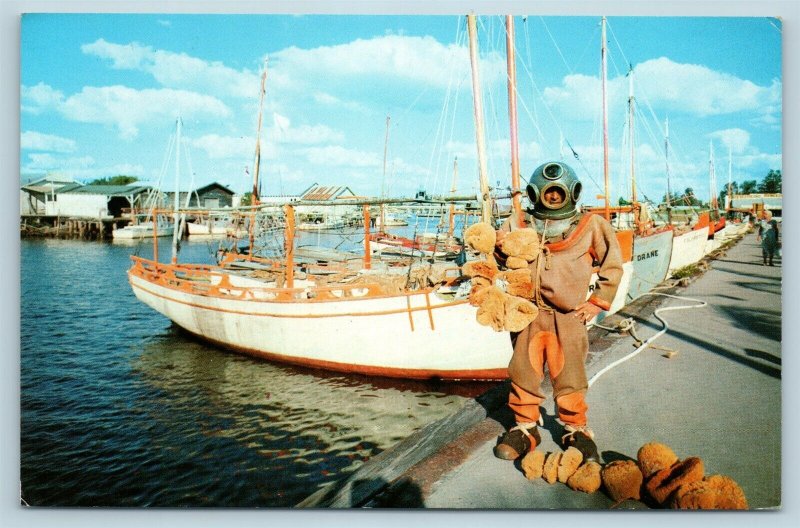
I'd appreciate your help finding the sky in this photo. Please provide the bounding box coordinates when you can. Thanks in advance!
[20,12,782,207]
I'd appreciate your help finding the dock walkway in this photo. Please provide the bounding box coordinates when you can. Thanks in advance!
[300,231,782,510]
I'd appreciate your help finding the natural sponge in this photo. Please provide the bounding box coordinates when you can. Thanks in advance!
[567,461,602,493]
[601,460,644,503]
[500,228,540,261]
[557,447,584,483]
[644,457,705,506]
[542,452,561,484]
[670,474,748,510]
[468,280,490,307]
[505,256,530,270]
[503,296,538,332]
[462,259,499,281]
[475,286,506,332]
[637,442,679,478]
[521,450,546,481]
[465,222,496,254]
[499,268,534,299]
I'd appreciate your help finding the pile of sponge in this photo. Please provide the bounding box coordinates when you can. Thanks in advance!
[519,441,748,509]
[462,222,542,332]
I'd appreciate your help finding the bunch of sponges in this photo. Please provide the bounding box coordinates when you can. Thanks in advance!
[519,441,748,509]
[602,442,748,509]
[462,222,542,332]
[520,447,602,493]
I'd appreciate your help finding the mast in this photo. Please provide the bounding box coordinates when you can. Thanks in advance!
[171,116,182,264]
[601,16,611,221]
[448,157,458,237]
[467,14,493,225]
[664,118,672,224]
[709,141,718,212]
[628,65,637,204]
[380,114,390,232]
[727,147,733,212]
[249,61,268,254]
[505,15,524,228]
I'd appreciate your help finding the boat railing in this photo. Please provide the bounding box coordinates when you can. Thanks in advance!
[130,256,413,302]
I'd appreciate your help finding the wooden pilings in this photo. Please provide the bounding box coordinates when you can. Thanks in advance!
[20,216,116,240]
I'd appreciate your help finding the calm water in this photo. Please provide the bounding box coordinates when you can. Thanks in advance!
[20,231,492,507]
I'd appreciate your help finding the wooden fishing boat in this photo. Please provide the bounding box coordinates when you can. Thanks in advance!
[127,17,522,380]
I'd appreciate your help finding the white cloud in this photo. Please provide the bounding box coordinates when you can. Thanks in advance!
[542,58,780,121]
[24,153,95,171]
[60,85,230,139]
[709,129,750,154]
[21,131,77,153]
[301,145,381,168]
[190,134,254,160]
[81,39,262,99]
[21,82,65,114]
[272,35,504,89]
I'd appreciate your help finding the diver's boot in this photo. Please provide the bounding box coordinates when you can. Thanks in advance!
[493,423,541,460]
[561,424,600,463]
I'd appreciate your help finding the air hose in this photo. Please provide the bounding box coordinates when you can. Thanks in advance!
[587,292,708,388]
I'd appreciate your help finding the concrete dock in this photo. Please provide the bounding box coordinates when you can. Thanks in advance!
[300,230,783,511]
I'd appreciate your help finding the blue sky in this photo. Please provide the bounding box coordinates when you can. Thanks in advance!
[20,13,782,206]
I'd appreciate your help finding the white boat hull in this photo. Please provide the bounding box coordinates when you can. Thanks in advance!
[668,228,708,274]
[113,225,174,239]
[128,262,513,379]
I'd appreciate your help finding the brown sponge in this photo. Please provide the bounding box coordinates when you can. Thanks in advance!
[476,286,506,332]
[557,447,584,483]
[500,228,540,261]
[462,259,499,281]
[644,457,705,506]
[505,256,530,270]
[503,296,538,332]
[637,442,679,478]
[601,460,644,503]
[520,450,546,481]
[465,222,496,254]
[567,461,602,493]
[542,452,561,484]
[499,268,534,299]
[670,475,748,510]
[468,283,490,307]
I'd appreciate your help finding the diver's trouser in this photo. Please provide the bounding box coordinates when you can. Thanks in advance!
[507,309,589,427]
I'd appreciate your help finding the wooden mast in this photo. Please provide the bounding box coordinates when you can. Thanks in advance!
[467,14,493,225]
[628,66,637,205]
[505,15,524,228]
[709,141,718,212]
[249,61,268,254]
[664,118,673,225]
[727,147,733,212]
[170,116,182,264]
[601,16,611,221]
[380,115,390,232]
[448,157,458,237]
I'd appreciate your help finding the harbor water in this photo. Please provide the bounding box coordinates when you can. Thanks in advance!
[20,226,492,507]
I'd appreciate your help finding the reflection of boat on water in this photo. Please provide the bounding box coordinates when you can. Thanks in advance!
[132,332,486,504]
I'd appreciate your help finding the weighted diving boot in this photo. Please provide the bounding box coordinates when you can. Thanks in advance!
[493,423,541,460]
[561,424,600,463]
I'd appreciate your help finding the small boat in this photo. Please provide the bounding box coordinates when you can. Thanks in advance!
[113,218,174,240]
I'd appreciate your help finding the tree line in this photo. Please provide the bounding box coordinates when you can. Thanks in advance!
[652,169,782,208]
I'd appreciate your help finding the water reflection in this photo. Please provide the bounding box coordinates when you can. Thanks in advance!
[131,328,494,504]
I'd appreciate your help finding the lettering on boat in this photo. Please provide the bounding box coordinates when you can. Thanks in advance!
[636,249,659,262]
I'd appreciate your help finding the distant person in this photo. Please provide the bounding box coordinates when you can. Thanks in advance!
[492,161,623,464]
[758,219,780,266]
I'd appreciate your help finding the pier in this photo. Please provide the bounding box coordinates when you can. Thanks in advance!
[299,230,781,509]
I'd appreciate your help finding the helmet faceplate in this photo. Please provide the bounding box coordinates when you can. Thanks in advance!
[525,161,583,220]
